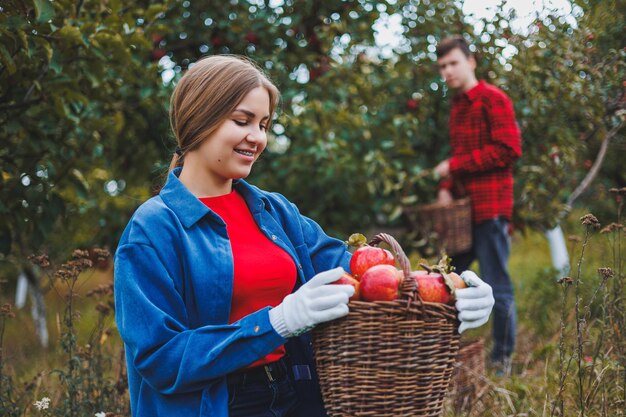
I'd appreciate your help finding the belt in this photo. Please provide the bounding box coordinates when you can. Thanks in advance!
[227,358,289,386]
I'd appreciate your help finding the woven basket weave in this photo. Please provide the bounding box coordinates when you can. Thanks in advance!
[449,338,486,412]
[413,198,472,256]
[312,233,461,417]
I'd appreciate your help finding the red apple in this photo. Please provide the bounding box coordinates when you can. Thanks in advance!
[350,246,395,280]
[406,99,418,110]
[309,67,321,81]
[211,35,224,47]
[332,272,361,302]
[412,271,454,304]
[360,265,402,302]
[245,32,259,44]
[150,49,166,61]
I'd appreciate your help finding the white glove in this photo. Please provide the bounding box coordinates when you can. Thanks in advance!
[269,267,354,338]
[455,271,495,334]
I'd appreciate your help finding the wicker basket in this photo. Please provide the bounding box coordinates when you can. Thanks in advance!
[412,198,472,256]
[312,233,461,417]
[449,338,486,411]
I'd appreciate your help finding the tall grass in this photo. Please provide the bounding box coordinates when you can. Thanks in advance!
[0,192,624,416]
[447,190,625,416]
[0,250,128,417]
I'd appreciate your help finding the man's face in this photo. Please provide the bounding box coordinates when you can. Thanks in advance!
[437,48,476,91]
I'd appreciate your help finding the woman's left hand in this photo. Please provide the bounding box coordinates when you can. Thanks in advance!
[455,271,495,334]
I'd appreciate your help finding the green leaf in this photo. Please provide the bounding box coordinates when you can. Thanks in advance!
[57,26,85,47]
[33,0,55,23]
[0,45,16,75]
[49,48,62,73]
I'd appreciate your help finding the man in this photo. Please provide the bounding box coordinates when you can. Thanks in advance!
[433,36,521,376]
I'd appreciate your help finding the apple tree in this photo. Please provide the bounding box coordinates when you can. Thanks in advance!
[0,0,173,344]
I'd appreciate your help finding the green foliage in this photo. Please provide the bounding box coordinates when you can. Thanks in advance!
[145,0,475,237]
[504,0,626,230]
[152,0,624,239]
[1,0,623,269]
[0,250,128,417]
[0,0,170,264]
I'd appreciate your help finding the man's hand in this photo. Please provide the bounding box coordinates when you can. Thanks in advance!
[434,159,450,178]
[437,189,453,206]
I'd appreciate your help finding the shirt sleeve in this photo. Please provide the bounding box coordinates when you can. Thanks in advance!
[438,177,454,191]
[114,242,286,395]
[449,95,522,174]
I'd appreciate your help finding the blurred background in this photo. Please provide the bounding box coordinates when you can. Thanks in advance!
[0,0,624,416]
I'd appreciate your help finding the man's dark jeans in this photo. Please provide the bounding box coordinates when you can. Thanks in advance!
[452,216,516,362]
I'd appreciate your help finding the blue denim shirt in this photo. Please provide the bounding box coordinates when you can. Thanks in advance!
[114,168,351,416]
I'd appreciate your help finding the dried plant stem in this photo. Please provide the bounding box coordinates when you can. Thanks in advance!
[65,277,78,417]
[606,195,625,416]
[574,227,591,417]
[582,270,611,399]
[617,203,625,417]
[554,282,571,417]
[0,316,6,398]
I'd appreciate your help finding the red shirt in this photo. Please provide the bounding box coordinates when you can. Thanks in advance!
[441,80,522,224]
[200,190,297,368]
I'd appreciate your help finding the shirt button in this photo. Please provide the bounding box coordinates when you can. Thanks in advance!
[298,264,303,270]
[271,235,277,241]
[254,325,260,333]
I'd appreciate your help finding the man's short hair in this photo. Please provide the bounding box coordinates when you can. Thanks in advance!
[436,36,472,59]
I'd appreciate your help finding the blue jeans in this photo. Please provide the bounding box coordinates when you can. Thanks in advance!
[452,217,516,361]
[227,358,300,417]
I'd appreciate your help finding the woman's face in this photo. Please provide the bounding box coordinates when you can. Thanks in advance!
[195,86,270,184]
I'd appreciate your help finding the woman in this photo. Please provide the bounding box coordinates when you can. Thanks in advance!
[114,55,494,417]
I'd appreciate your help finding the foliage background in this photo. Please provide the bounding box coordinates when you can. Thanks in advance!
[0,0,624,415]
[1,0,624,267]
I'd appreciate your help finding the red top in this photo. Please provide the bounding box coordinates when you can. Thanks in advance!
[200,190,297,368]
[441,80,522,224]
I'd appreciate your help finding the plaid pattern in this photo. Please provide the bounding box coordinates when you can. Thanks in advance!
[440,81,522,224]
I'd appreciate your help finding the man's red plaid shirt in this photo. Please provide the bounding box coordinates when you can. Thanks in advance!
[441,80,522,224]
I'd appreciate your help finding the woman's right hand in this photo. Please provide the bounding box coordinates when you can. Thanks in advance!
[269,267,354,337]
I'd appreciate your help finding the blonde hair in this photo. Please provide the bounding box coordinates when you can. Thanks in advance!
[168,55,280,171]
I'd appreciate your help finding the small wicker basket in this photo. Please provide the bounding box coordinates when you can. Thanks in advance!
[412,197,472,256]
[449,338,486,411]
[312,233,461,417]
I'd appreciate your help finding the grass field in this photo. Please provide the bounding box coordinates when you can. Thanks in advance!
[1,209,624,416]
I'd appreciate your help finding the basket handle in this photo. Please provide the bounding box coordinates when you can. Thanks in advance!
[368,233,417,299]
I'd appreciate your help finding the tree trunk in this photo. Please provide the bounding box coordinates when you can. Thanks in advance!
[545,224,570,275]
[22,266,49,347]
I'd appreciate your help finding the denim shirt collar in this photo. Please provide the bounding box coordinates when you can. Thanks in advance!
[160,167,271,228]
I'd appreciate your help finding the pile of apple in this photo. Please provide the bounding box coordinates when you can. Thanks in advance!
[334,234,467,305]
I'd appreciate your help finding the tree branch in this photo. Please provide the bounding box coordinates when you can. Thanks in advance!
[563,120,625,212]
[0,98,42,111]
[76,0,84,17]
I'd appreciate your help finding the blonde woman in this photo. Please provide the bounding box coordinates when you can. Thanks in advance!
[114,55,495,417]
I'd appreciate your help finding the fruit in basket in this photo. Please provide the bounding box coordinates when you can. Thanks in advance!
[332,272,361,302]
[413,255,463,304]
[449,272,467,289]
[347,233,395,279]
[360,264,402,301]
[413,271,453,304]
